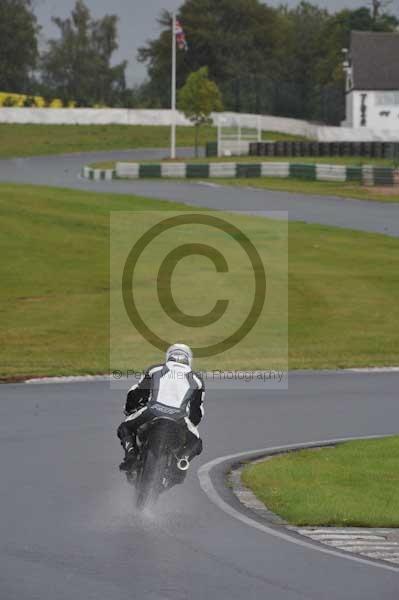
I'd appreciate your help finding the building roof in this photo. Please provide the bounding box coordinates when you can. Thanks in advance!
[350,31,399,91]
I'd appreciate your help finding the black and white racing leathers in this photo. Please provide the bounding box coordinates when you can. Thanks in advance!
[117,361,205,462]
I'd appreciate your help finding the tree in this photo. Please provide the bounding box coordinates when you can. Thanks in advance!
[370,0,393,22]
[276,2,331,119]
[0,0,39,92]
[41,0,127,106]
[138,1,281,111]
[178,67,223,157]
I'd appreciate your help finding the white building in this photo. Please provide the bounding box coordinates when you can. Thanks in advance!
[342,31,399,130]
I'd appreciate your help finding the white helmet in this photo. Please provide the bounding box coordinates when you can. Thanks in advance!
[166,343,193,367]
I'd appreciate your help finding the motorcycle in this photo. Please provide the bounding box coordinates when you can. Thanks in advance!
[123,403,191,509]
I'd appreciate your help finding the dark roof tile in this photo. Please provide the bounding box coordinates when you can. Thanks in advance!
[351,31,399,90]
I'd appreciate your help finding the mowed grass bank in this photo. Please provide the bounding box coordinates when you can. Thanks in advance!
[1,183,399,378]
[242,437,399,527]
[220,177,399,204]
[0,124,306,159]
[0,124,216,158]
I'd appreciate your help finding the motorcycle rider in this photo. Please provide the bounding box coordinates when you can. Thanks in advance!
[117,343,204,473]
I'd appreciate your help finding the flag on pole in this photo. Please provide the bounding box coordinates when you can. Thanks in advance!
[175,18,188,51]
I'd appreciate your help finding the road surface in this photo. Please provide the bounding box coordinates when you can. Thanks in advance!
[1,373,399,599]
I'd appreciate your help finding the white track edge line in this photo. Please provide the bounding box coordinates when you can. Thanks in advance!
[21,367,399,384]
[197,435,399,574]
[24,375,111,384]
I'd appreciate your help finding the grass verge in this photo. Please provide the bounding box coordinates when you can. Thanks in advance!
[219,177,399,204]
[242,437,399,527]
[1,183,399,378]
[0,124,214,158]
[0,124,308,159]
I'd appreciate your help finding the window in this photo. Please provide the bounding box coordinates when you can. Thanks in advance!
[375,92,399,106]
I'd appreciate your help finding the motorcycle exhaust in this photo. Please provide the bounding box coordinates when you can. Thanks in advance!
[177,457,190,471]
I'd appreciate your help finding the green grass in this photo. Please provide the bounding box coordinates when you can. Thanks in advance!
[0,124,215,158]
[1,183,399,379]
[0,124,309,159]
[221,177,399,203]
[242,437,399,527]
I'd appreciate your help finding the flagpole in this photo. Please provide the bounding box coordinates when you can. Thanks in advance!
[171,12,176,159]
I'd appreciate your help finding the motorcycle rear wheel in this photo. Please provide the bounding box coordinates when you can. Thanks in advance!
[136,446,168,510]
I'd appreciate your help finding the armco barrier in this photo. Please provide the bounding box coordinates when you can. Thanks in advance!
[316,164,346,182]
[363,166,374,186]
[81,162,398,187]
[346,166,363,182]
[261,163,290,178]
[186,164,210,178]
[374,167,394,186]
[161,163,186,178]
[115,163,139,178]
[236,163,261,178]
[290,163,316,181]
[209,163,237,178]
[139,164,161,178]
[82,166,115,181]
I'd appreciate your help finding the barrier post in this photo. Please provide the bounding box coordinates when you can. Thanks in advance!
[170,12,177,159]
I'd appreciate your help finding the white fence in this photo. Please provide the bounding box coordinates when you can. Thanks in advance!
[214,112,399,143]
[219,111,316,138]
[0,108,192,126]
[1,107,399,142]
[217,116,261,156]
[316,126,399,142]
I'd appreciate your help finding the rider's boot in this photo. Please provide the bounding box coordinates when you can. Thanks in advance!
[119,440,137,471]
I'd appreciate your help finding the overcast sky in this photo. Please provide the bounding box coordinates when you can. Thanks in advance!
[32,0,399,85]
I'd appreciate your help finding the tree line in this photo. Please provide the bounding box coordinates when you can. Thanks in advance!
[1,0,398,122]
[0,0,128,107]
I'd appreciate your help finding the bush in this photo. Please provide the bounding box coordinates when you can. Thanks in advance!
[2,96,18,107]
[23,96,37,107]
